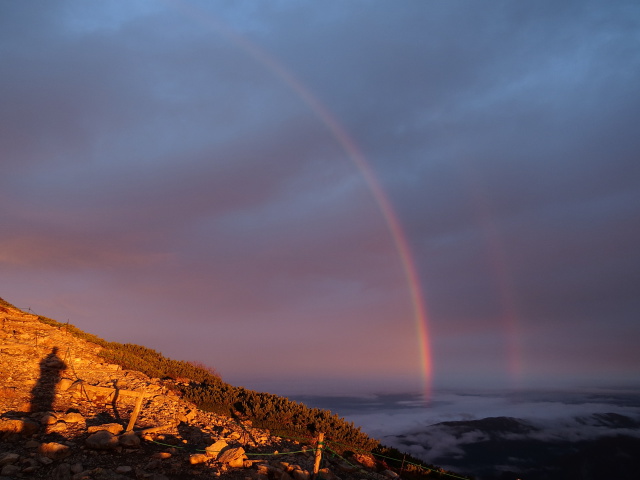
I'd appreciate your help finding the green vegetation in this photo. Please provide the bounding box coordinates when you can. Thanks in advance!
[0,297,471,479]
[27,308,375,451]
[179,382,378,452]
[36,314,109,347]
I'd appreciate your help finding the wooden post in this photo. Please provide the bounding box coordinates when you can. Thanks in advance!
[126,390,145,432]
[313,432,324,479]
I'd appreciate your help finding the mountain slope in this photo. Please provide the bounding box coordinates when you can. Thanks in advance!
[0,298,466,480]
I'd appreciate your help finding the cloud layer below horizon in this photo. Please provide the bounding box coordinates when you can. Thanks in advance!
[331,389,640,475]
[1,0,639,394]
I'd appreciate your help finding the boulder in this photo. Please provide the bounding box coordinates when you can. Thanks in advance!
[205,439,228,459]
[86,430,120,450]
[217,446,246,468]
[58,378,75,391]
[119,431,141,448]
[178,409,197,423]
[38,442,71,460]
[336,461,358,473]
[0,453,20,466]
[0,418,39,435]
[352,454,376,469]
[280,472,294,480]
[292,469,311,480]
[40,412,58,425]
[62,412,85,423]
[51,462,71,480]
[189,454,209,465]
[87,423,123,435]
[48,422,68,432]
[37,455,54,465]
[318,468,339,480]
[1,464,21,476]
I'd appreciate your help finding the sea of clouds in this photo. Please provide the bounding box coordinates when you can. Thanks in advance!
[293,387,640,468]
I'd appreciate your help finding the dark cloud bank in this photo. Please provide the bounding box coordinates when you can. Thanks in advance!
[1,1,640,394]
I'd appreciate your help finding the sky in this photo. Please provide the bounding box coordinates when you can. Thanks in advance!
[1,0,639,396]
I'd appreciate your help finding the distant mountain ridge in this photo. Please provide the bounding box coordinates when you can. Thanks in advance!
[433,416,537,436]
[391,415,640,480]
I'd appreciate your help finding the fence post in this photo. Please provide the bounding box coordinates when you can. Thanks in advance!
[313,432,325,479]
[126,390,146,432]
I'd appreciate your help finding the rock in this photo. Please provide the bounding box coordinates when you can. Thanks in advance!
[39,442,72,460]
[0,418,39,435]
[336,461,358,473]
[48,421,68,432]
[218,446,246,468]
[1,464,21,476]
[115,466,133,474]
[25,440,40,448]
[352,454,376,469]
[70,463,84,474]
[149,474,170,480]
[38,455,54,465]
[72,469,93,480]
[86,430,119,450]
[382,470,399,479]
[292,469,311,480]
[318,468,339,480]
[178,409,197,423]
[256,464,272,476]
[87,423,123,434]
[41,412,58,425]
[52,462,72,480]
[145,459,161,470]
[62,412,84,423]
[119,431,141,448]
[205,439,228,459]
[58,378,75,391]
[189,454,209,465]
[0,453,20,466]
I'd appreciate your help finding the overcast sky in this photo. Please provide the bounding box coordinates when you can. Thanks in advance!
[1,0,639,395]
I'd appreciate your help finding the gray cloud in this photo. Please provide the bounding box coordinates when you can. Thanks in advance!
[1,0,639,392]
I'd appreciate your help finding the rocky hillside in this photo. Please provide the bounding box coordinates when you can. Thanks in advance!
[0,299,460,480]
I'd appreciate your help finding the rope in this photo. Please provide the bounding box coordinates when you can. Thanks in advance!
[147,438,308,456]
[147,432,471,480]
[324,446,471,480]
[322,436,472,480]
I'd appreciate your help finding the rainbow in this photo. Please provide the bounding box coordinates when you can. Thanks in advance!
[165,0,433,398]
[460,164,523,387]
